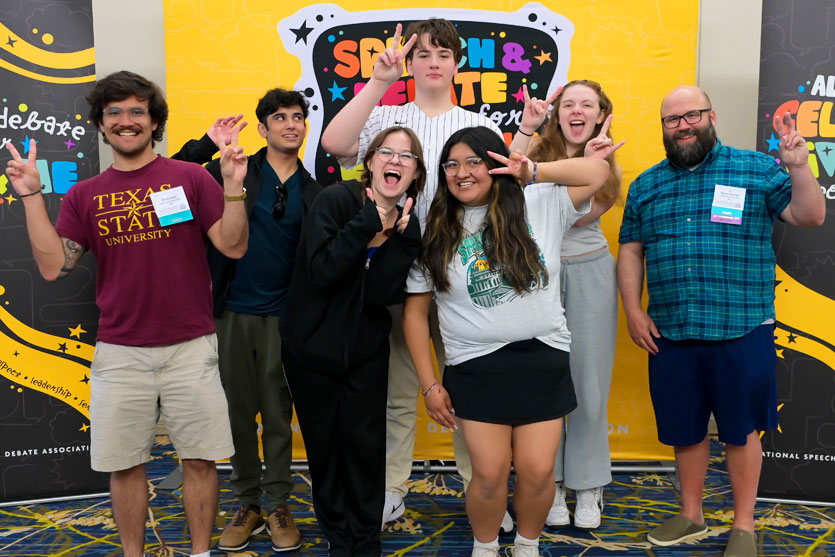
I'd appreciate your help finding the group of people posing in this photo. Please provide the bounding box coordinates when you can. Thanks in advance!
[5,16,825,557]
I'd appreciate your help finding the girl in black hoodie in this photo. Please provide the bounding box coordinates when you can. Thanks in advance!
[280,126,424,556]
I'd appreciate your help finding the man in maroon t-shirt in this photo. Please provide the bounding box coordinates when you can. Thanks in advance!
[5,71,249,557]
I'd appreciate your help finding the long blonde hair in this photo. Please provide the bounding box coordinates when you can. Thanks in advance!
[528,80,620,204]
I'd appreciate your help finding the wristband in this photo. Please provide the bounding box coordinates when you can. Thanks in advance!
[19,185,45,198]
[422,381,440,398]
[527,161,538,185]
[517,128,534,137]
[224,187,247,202]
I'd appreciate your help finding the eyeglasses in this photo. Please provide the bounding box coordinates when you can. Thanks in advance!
[103,107,150,121]
[661,108,711,129]
[273,184,288,221]
[375,147,418,166]
[441,157,484,176]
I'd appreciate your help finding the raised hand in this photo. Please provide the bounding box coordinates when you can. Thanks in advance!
[214,126,247,185]
[774,112,808,168]
[519,85,560,135]
[371,23,418,86]
[487,149,533,183]
[584,114,626,159]
[207,114,248,147]
[5,140,42,196]
[396,196,413,233]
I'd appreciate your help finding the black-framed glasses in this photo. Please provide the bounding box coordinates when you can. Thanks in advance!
[661,108,711,129]
[441,157,484,176]
[375,147,418,166]
[273,184,288,221]
[103,107,150,121]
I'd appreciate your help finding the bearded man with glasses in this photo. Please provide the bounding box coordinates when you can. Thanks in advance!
[618,85,825,557]
[173,88,323,553]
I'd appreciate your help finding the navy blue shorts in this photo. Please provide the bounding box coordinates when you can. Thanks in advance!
[648,325,778,446]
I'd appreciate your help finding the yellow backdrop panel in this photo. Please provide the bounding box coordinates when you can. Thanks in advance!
[164,0,696,462]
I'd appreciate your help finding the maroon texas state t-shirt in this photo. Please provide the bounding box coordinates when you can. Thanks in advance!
[55,156,224,347]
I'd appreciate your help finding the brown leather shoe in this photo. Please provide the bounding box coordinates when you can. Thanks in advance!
[267,507,302,552]
[217,504,265,552]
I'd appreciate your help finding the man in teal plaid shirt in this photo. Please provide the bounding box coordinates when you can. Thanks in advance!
[617,85,825,557]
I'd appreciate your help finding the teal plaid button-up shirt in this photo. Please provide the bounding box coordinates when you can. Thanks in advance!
[619,140,792,341]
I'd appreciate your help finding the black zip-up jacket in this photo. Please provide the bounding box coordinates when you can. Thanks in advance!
[280,180,422,375]
[172,134,323,317]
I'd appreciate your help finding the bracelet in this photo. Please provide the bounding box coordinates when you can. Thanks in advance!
[527,161,538,185]
[19,185,45,198]
[422,381,440,398]
[517,128,534,137]
[224,187,247,202]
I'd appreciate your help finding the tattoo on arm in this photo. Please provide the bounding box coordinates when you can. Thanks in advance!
[57,238,86,279]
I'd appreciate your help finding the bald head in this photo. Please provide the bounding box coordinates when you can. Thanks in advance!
[661,85,712,116]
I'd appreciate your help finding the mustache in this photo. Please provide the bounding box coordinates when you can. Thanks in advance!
[673,129,696,139]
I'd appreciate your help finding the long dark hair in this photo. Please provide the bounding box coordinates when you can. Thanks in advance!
[528,80,620,204]
[422,126,547,293]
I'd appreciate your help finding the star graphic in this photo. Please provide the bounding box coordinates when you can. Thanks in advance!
[58,342,68,353]
[765,133,781,152]
[368,46,378,56]
[534,50,552,65]
[553,26,563,35]
[21,135,38,154]
[68,324,86,338]
[512,86,526,103]
[13,351,19,357]
[822,144,833,157]
[80,374,90,384]
[4,193,16,204]
[290,20,313,44]
[64,139,76,149]
[328,80,348,101]
[79,423,90,432]
[6,36,16,47]
[786,332,797,344]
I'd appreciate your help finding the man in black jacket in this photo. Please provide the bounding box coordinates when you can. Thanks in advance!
[174,89,323,553]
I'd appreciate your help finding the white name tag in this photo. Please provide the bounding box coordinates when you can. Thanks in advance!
[150,186,194,226]
[710,184,745,225]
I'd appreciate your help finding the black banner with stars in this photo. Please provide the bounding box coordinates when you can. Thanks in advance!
[0,0,107,503]
[756,0,835,503]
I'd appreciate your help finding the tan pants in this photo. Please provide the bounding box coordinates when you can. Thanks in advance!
[384,302,472,496]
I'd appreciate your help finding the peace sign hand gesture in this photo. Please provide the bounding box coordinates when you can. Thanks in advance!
[5,139,42,197]
[396,197,413,233]
[207,114,248,147]
[214,126,247,186]
[773,112,808,168]
[583,114,626,159]
[371,23,418,86]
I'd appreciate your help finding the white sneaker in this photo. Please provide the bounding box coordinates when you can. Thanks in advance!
[574,486,603,530]
[545,483,569,527]
[472,547,499,557]
[512,540,540,557]
[382,490,404,526]
[499,510,514,534]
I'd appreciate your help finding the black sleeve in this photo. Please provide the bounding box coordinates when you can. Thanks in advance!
[364,210,422,306]
[170,134,223,184]
[303,186,382,290]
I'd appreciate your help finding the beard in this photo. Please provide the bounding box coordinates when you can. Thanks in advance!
[663,123,717,167]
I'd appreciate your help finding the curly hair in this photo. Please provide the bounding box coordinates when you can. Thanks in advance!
[86,71,168,144]
[528,80,620,204]
[422,126,547,293]
[255,88,309,126]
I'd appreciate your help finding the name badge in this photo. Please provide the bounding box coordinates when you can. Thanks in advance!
[150,186,194,226]
[710,184,745,225]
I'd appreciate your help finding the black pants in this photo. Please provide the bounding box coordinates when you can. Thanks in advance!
[283,345,389,556]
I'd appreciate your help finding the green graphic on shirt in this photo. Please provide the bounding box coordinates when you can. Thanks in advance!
[457,227,547,309]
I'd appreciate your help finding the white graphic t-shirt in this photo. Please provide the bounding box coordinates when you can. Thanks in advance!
[408,184,589,365]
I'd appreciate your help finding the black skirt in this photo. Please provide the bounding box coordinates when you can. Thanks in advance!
[443,338,577,425]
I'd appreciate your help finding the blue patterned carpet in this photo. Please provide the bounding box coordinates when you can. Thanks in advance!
[1,436,834,556]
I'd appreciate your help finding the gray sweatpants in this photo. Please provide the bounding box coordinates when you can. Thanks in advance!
[555,248,617,490]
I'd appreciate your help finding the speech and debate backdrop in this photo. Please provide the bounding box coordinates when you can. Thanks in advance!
[0,0,106,504]
[164,0,700,463]
[757,0,835,503]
